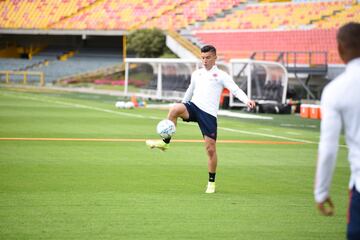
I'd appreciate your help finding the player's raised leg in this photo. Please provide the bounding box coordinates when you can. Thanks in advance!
[205,136,217,193]
[146,103,189,150]
[161,103,189,144]
[167,103,189,126]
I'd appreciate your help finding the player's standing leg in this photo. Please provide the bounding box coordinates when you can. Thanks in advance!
[347,187,360,240]
[205,136,217,193]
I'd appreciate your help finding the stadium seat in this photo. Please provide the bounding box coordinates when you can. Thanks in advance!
[0,0,98,29]
[194,29,342,63]
[315,4,360,29]
[200,0,355,30]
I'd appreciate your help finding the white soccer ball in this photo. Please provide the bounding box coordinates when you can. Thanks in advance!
[115,101,125,108]
[156,119,176,139]
[125,101,135,109]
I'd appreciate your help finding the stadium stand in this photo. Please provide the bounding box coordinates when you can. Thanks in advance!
[314,3,360,28]
[193,29,340,63]
[0,58,41,71]
[0,0,358,86]
[0,0,246,30]
[51,0,190,30]
[0,51,121,83]
[0,0,357,32]
[141,0,246,30]
[0,0,98,29]
[199,0,355,30]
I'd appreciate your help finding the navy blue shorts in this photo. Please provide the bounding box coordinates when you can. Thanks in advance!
[183,102,217,140]
[348,187,360,240]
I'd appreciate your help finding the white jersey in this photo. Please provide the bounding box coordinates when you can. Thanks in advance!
[314,58,360,203]
[182,65,250,117]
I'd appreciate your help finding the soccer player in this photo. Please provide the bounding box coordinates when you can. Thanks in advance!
[314,22,360,239]
[147,45,256,193]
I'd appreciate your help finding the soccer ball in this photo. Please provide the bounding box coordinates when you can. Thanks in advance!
[115,101,125,108]
[156,119,176,139]
[125,101,135,109]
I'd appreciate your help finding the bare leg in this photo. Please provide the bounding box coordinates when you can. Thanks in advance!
[204,136,217,173]
[167,103,189,126]
[146,103,189,149]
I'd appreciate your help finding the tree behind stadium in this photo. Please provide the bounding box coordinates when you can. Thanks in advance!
[127,29,166,58]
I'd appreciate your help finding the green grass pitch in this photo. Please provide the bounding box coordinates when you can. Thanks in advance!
[0,87,349,239]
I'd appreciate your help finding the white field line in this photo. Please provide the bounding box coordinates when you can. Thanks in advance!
[219,127,314,144]
[1,92,347,148]
[1,92,150,119]
[259,128,273,132]
[285,132,302,136]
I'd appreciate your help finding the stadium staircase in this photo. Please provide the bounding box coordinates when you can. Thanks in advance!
[55,63,124,85]
[47,0,107,29]
[314,2,360,28]
[310,2,359,26]
[198,0,356,30]
[166,30,201,59]
[138,0,246,30]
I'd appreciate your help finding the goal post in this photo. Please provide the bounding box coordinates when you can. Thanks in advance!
[123,58,288,107]
[124,58,201,100]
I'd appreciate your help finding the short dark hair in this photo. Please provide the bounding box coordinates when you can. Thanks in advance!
[337,22,360,53]
[201,45,216,55]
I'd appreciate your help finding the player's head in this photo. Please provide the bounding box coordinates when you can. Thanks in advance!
[337,22,360,64]
[201,45,217,70]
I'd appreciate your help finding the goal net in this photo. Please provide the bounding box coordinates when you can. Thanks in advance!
[124,58,200,100]
[124,58,231,100]
[124,58,287,107]
[229,59,288,107]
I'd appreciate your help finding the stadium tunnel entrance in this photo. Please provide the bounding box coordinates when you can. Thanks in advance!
[0,34,124,60]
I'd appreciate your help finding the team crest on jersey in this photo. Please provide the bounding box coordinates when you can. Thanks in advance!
[211,73,219,82]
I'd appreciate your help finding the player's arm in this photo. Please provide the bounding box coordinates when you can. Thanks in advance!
[314,88,342,216]
[222,74,255,109]
[182,72,195,103]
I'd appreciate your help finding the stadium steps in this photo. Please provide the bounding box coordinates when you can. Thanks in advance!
[16,59,50,72]
[185,1,247,30]
[198,0,355,30]
[259,0,291,2]
[11,47,75,72]
[175,1,249,60]
[166,30,201,59]
[55,62,124,85]
[309,5,354,25]
[129,0,191,30]
[311,2,360,28]
[46,0,105,29]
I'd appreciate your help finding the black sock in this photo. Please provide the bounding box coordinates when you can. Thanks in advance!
[163,137,171,144]
[209,172,216,182]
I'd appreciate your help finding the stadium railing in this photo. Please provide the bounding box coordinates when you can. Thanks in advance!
[0,70,44,86]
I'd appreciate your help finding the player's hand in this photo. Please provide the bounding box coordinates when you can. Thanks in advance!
[247,100,256,109]
[317,197,335,216]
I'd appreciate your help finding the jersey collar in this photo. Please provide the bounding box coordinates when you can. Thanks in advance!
[203,65,218,72]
